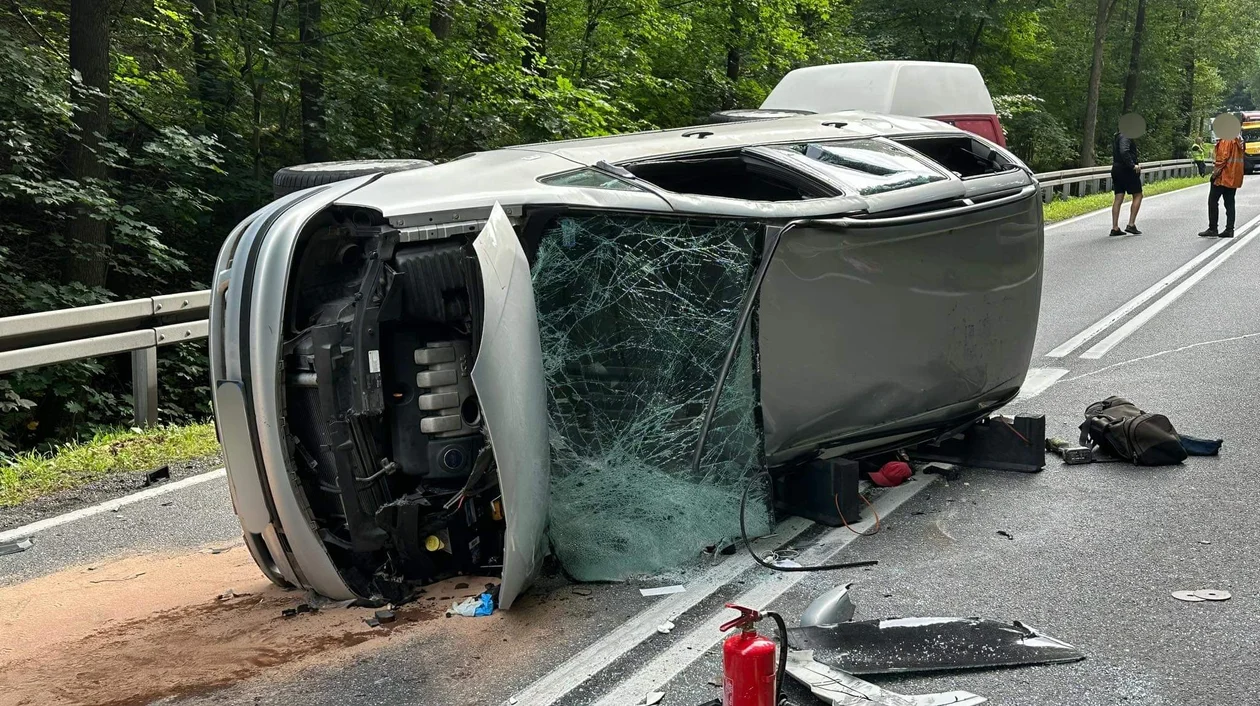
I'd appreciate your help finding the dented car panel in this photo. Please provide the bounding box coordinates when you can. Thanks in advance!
[469,205,550,609]
[760,185,1042,461]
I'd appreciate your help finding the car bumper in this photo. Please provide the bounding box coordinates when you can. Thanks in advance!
[209,178,380,601]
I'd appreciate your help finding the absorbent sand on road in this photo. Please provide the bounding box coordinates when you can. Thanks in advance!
[0,544,517,706]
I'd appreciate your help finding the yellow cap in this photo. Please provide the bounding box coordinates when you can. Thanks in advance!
[425,535,445,552]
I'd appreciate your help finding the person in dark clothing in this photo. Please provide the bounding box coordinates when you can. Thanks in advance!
[1110,130,1143,236]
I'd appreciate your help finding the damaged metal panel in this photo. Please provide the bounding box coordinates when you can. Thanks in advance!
[758,189,1043,462]
[470,204,551,609]
[786,651,988,706]
[799,582,856,627]
[532,213,769,581]
[788,617,1084,675]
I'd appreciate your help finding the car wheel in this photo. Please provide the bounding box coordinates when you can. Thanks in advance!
[706,108,816,124]
[272,159,434,199]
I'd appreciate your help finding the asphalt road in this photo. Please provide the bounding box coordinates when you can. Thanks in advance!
[3,179,1258,706]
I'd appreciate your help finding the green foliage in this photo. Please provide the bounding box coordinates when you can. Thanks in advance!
[0,422,220,506]
[995,95,1077,171]
[1,0,1259,457]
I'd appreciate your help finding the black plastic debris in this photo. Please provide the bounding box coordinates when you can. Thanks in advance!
[350,597,389,609]
[997,530,1015,540]
[365,617,381,628]
[144,465,171,487]
[282,603,317,618]
[0,537,34,557]
[375,609,397,624]
[788,617,1084,675]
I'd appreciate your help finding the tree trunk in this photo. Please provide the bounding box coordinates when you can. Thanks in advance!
[191,0,234,140]
[298,0,331,163]
[1182,54,1197,136]
[1179,1,1201,137]
[1121,0,1146,113]
[523,0,547,72]
[967,0,997,62]
[1080,0,1115,167]
[64,0,112,290]
[417,0,454,152]
[722,0,743,111]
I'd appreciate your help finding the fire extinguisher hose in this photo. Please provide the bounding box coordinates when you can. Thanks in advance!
[763,610,789,705]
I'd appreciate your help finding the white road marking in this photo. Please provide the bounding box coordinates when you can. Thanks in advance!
[1082,224,1260,359]
[0,468,227,544]
[1044,233,1245,358]
[591,476,938,706]
[503,515,816,706]
[1015,368,1069,401]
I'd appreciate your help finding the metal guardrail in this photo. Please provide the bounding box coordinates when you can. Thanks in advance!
[0,158,1205,426]
[0,292,210,425]
[1036,159,1196,202]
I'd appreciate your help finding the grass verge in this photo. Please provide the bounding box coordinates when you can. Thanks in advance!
[1044,174,1209,223]
[0,423,220,507]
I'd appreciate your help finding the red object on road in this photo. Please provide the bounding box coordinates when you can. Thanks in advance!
[720,604,778,706]
[870,460,912,487]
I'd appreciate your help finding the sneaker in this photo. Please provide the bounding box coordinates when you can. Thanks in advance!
[1109,228,1124,237]
[1125,225,1143,235]
[1221,228,1235,238]
[1198,228,1219,237]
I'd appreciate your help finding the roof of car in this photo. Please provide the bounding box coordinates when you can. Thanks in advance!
[335,111,975,219]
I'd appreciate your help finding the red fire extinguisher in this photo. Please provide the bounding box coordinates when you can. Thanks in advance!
[719,603,784,706]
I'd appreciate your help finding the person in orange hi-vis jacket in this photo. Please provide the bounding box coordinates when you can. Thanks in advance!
[1200,132,1245,238]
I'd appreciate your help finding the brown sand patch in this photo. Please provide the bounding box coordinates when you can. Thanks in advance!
[0,545,455,706]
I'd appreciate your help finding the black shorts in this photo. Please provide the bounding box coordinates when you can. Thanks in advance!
[1112,168,1142,195]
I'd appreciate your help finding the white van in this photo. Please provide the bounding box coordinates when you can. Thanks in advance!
[714,61,1007,147]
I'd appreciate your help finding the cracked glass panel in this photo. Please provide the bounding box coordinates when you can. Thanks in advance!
[532,214,770,581]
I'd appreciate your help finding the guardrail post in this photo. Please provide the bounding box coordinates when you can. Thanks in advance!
[131,346,158,427]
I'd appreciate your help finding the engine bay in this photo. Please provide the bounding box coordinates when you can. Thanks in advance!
[280,207,502,601]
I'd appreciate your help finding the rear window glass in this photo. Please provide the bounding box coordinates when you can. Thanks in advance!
[541,168,644,192]
[1243,128,1260,142]
[768,140,949,195]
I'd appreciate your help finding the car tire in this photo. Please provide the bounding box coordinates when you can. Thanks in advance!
[706,108,816,124]
[273,159,434,199]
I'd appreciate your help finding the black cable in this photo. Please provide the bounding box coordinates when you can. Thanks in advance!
[691,219,879,574]
[735,471,876,569]
[764,610,790,705]
[739,474,878,573]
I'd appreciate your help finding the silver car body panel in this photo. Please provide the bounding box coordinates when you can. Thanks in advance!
[335,112,1008,222]
[759,184,1042,462]
[469,204,551,609]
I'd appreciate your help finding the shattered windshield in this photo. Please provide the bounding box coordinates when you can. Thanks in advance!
[532,214,770,580]
[540,168,645,191]
[774,139,948,195]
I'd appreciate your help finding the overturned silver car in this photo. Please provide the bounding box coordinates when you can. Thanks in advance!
[209,112,1043,608]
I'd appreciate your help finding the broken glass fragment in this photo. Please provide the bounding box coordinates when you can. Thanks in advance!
[532,214,770,581]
